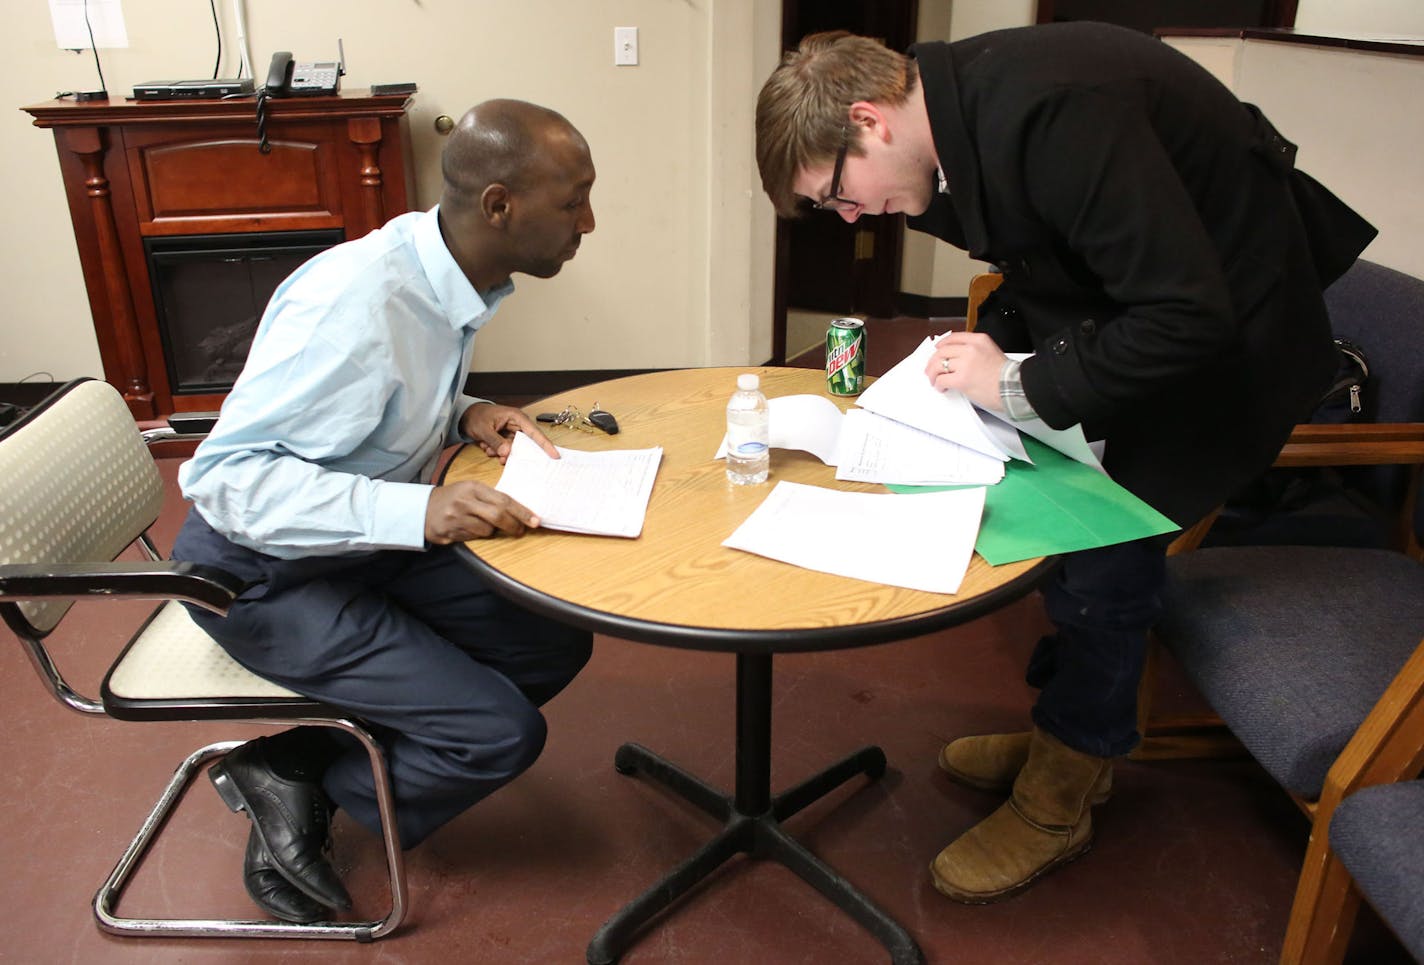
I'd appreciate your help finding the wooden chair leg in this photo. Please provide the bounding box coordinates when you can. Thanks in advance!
[1130,635,1245,761]
[1280,821,1362,965]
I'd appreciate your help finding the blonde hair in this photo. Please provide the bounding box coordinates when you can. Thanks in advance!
[755,31,916,218]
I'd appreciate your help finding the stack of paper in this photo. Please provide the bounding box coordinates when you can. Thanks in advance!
[494,432,662,538]
[856,338,1105,470]
[716,338,1104,488]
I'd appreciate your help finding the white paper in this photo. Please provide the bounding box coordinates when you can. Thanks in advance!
[494,432,662,538]
[50,0,128,49]
[855,338,1012,460]
[860,338,1104,471]
[713,394,843,464]
[833,410,1005,486]
[722,481,985,595]
[714,394,1003,486]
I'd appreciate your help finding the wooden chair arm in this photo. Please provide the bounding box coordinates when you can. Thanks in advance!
[1276,422,1424,467]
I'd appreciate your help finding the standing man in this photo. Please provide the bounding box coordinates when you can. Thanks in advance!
[755,24,1374,903]
[173,99,597,923]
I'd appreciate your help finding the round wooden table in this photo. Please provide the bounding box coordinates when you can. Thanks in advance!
[445,367,1056,964]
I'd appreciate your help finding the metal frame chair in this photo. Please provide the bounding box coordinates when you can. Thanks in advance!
[0,378,408,941]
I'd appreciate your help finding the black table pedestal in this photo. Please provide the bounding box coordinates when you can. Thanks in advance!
[585,652,925,965]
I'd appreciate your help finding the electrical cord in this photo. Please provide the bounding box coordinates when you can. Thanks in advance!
[209,0,221,78]
[82,0,107,94]
[255,88,271,154]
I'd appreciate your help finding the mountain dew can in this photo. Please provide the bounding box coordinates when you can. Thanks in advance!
[826,317,866,396]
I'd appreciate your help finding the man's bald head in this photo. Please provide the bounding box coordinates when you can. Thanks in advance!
[440,99,587,212]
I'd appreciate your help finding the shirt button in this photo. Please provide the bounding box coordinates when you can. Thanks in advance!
[1053,337,1069,355]
[1079,319,1096,335]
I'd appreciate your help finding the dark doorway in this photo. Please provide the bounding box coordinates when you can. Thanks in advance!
[772,0,919,363]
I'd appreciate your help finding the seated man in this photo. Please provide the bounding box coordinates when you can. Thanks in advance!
[173,99,597,922]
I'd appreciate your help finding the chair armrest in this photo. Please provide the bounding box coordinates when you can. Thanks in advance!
[0,561,246,615]
[1276,423,1424,468]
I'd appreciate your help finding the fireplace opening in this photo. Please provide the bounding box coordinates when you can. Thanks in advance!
[145,229,344,395]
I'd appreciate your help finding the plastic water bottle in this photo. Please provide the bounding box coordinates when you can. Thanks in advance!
[725,373,770,485]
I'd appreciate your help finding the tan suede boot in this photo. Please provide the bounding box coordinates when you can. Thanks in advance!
[938,731,1112,804]
[930,728,1111,903]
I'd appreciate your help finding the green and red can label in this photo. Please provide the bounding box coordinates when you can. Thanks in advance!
[826,317,866,396]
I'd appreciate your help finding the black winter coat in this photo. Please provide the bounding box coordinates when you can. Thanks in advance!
[907,23,1375,525]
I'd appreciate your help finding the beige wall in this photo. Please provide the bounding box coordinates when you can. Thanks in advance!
[1164,35,1424,279]
[1,0,780,383]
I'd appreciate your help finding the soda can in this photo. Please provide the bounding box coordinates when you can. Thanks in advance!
[826,317,866,396]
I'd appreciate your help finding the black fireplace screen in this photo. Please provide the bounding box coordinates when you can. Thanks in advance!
[145,230,344,394]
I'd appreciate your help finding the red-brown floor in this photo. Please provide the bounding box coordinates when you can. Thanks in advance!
[0,318,1410,963]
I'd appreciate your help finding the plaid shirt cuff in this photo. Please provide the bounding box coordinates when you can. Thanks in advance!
[999,357,1037,422]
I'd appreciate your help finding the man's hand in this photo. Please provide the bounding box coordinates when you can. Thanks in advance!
[925,331,1008,412]
[461,402,558,463]
[425,480,539,544]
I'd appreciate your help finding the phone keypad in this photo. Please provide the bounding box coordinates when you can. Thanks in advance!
[292,63,340,92]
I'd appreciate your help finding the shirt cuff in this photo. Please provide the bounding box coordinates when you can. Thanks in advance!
[999,357,1038,422]
[370,480,435,550]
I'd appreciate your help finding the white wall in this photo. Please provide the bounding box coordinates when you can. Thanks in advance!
[1295,0,1424,36]
[1,0,780,383]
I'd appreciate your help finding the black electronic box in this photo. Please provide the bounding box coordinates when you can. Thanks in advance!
[132,78,255,100]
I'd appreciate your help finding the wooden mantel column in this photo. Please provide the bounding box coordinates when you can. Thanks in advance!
[23,91,416,420]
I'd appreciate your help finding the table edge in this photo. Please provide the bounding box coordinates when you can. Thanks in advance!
[451,535,1058,654]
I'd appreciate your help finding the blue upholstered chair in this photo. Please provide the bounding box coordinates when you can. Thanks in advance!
[1138,260,1424,964]
[1329,780,1424,962]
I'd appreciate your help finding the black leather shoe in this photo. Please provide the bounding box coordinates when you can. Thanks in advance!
[243,827,328,923]
[209,738,352,911]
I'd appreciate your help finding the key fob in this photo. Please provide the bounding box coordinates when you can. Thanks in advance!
[536,412,559,424]
[588,410,619,434]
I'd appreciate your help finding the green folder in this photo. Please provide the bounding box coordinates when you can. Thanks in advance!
[887,437,1178,564]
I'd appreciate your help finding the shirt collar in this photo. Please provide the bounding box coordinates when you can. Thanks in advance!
[414,205,515,333]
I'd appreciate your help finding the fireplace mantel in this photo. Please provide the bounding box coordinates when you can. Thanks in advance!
[23,91,416,420]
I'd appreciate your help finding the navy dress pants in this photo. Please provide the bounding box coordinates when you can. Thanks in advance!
[1027,534,1173,759]
[174,509,592,848]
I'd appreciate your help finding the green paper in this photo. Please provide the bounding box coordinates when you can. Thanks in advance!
[887,438,1178,564]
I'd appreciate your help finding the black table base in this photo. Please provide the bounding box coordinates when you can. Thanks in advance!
[586,653,925,965]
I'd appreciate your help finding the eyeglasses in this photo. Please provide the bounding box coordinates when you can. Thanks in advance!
[812,128,856,212]
[535,402,619,435]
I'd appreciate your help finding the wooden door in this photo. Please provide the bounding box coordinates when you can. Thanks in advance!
[772,0,918,362]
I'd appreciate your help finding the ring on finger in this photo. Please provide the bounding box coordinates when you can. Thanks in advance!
[940,357,951,372]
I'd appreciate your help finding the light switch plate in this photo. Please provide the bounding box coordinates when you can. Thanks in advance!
[615,26,638,66]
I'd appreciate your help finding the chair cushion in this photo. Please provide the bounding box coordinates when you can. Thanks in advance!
[1329,781,1424,960]
[1160,545,1424,798]
[106,601,300,701]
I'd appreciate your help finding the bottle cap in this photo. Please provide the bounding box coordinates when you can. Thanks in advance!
[737,373,759,391]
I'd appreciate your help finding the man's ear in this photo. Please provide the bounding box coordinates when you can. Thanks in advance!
[481,183,512,228]
[847,101,891,143]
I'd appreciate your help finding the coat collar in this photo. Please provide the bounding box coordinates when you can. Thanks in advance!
[907,41,989,257]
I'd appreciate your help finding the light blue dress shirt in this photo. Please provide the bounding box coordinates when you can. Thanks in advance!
[178,206,513,559]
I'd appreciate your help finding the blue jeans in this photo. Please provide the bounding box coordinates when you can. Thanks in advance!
[174,509,592,848]
[1028,535,1172,759]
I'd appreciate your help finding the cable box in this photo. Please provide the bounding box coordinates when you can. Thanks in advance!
[133,78,255,100]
